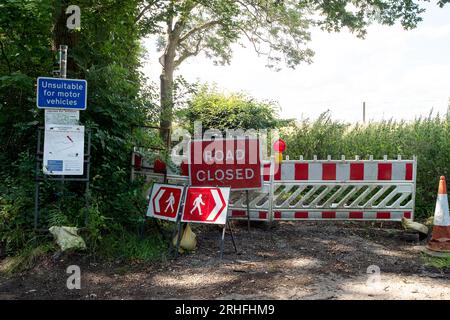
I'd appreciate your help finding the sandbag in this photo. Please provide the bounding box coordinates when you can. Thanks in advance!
[172,224,197,253]
[49,226,86,251]
[401,217,428,235]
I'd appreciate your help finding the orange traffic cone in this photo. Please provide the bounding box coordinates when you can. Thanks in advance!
[426,176,450,252]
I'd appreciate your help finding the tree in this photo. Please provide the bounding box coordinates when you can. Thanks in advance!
[136,0,447,145]
[177,85,291,133]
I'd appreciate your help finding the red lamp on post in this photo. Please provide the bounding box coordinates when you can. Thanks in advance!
[273,138,286,163]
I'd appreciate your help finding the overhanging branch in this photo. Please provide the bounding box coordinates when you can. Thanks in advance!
[179,19,223,43]
[135,1,158,23]
[174,36,203,67]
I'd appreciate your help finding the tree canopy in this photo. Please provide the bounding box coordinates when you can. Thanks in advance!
[136,0,448,144]
[140,0,446,68]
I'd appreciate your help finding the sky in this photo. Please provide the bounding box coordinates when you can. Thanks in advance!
[141,3,450,123]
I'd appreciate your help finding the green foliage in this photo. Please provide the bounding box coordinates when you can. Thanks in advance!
[0,0,159,260]
[0,0,54,75]
[282,111,450,220]
[177,85,291,133]
[0,152,36,255]
[0,0,53,164]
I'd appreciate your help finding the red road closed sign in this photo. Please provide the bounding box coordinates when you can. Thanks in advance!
[147,183,184,222]
[182,187,231,224]
[188,138,262,190]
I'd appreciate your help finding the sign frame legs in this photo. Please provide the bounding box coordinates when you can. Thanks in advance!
[172,186,188,259]
[246,190,251,232]
[174,221,184,259]
[219,215,238,260]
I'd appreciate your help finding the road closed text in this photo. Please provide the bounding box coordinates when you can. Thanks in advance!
[203,149,245,163]
[196,167,255,182]
[189,138,262,190]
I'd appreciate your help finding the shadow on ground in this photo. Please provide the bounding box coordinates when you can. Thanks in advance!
[1,221,449,299]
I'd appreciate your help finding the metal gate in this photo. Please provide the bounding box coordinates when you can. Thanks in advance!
[131,152,417,222]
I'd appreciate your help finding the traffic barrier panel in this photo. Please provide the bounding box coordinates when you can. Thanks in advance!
[131,152,417,222]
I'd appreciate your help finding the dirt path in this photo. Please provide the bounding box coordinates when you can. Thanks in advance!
[1,221,449,300]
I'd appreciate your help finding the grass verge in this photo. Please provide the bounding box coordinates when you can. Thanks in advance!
[422,255,450,270]
[0,243,55,275]
[94,228,168,262]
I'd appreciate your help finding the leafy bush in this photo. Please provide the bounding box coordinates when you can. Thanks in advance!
[177,85,292,133]
[0,152,36,255]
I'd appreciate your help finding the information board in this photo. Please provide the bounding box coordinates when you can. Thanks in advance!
[43,124,85,175]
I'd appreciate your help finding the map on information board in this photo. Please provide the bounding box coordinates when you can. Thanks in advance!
[43,124,85,175]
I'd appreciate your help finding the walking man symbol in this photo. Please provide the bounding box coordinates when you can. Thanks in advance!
[190,194,205,215]
[164,192,175,213]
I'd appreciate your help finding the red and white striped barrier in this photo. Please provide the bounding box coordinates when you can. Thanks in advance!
[258,156,416,222]
[227,210,412,221]
[271,210,412,221]
[230,210,269,221]
[264,160,414,181]
[131,152,417,223]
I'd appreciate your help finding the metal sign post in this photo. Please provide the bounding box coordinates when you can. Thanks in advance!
[59,45,67,197]
[246,190,251,232]
[34,127,92,231]
[173,186,187,259]
[60,45,67,78]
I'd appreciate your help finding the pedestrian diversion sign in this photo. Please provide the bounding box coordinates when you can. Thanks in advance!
[37,77,87,110]
[182,187,230,224]
[147,184,184,222]
[146,184,231,225]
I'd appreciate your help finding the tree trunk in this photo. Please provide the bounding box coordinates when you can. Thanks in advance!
[159,67,174,148]
[159,37,177,147]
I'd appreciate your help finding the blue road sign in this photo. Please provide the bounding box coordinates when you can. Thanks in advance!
[37,77,87,110]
